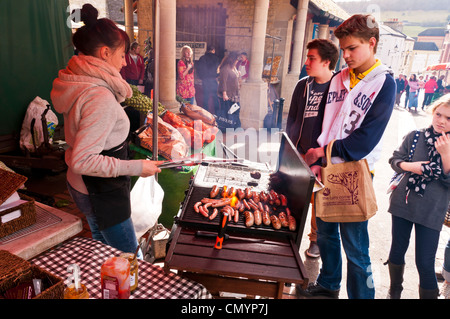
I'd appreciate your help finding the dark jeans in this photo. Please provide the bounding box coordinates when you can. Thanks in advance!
[423,93,434,108]
[67,182,142,258]
[202,79,219,114]
[388,215,440,289]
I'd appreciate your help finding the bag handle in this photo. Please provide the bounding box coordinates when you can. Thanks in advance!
[324,139,336,168]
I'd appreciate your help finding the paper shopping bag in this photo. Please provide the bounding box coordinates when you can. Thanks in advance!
[315,140,378,223]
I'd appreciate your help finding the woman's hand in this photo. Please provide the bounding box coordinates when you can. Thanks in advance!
[399,161,430,175]
[436,133,450,174]
[222,92,229,101]
[436,133,450,158]
[140,160,164,177]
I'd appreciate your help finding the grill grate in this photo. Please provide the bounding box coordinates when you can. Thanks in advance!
[178,184,296,239]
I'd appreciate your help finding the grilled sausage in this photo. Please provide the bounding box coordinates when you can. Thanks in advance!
[209,208,218,220]
[210,185,220,198]
[236,188,245,200]
[253,209,262,225]
[229,187,236,197]
[244,187,252,199]
[234,209,239,223]
[260,191,268,203]
[270,215,281,229]
[262,210,271,225]
[288,215,297,231]
[199,205,209,217]
[248,199,259,211]
[278,212,289,228]
[194,201,201,213]
[257,202,264,212]
[252,191,260,203]
[286,207,291,216]
[244,211,254,227]
[243,199,251,210]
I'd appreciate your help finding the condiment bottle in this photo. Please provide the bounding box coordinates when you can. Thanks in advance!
[64,283,89,299]
[100,257,130,299]
[119,252,138,293]
[64,264,89,299]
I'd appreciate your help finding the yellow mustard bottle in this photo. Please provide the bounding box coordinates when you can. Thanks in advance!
[119,253,138,292]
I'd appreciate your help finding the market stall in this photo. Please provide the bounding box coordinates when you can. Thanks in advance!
[164,133,316,298]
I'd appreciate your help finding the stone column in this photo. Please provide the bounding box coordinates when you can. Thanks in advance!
[318,23,329,39]
[240,0,269,129]
[289,0,309,76]
[280,0,310,114]
[159,0,178,110]
[124,0,134,42]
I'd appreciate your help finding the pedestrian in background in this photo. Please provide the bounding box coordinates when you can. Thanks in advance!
[217,51,241,128]
[386,93,450,299]
[196,45,220,113]
[177,45,196,104]
[236,52,250,82]
[120,42,145,87]
[408,74,420,112]
[304,14,396,299]
[423,76,438,110]
[395,74,405,107]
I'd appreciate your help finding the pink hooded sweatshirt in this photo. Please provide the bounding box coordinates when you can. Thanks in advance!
[51,54,142,194]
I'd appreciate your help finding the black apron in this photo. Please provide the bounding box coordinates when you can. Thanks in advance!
[82,140,131,231]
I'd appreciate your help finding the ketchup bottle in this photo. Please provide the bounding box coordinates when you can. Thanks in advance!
[100,257,130,299]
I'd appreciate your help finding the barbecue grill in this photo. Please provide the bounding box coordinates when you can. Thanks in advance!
[174,132,315,247]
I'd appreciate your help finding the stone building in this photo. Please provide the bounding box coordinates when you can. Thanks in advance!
[134,0,348,129]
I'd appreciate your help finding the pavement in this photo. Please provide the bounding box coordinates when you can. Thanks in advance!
[19,91,449,299]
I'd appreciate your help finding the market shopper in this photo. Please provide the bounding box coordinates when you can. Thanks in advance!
[236,52,250,82]
[286,39,339,258]
[386,94,450,299]
[408,74,420,112]
[196,45,220,113]
[120,42,145,86]
[395,74,406,107]
[177,45,196,104]
[217,51,242,128]
[51,4,162,256]
[423,76,438,109]
[303,14,396,299]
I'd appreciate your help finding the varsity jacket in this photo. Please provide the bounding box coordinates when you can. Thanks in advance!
[316,64,396,170]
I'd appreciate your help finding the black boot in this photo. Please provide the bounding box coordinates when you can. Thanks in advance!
[387,261,405,299]
[419,286,439,299]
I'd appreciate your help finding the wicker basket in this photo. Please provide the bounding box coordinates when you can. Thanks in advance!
[0,193,36,238]
[0,168,37,238]
[0,250,64,299]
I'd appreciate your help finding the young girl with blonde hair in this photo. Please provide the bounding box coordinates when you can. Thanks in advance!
[387,93,450,299]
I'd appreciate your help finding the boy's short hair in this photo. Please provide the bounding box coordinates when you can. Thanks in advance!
[334,14,380,53]
[306,39,339,70]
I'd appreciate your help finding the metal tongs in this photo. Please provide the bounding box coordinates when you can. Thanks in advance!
[153,152,244,169]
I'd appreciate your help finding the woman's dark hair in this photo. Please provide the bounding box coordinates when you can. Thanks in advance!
[219,51,240,71]
[72,4,130,56]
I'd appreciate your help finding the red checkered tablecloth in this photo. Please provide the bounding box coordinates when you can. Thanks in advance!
[30,237,212,299]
